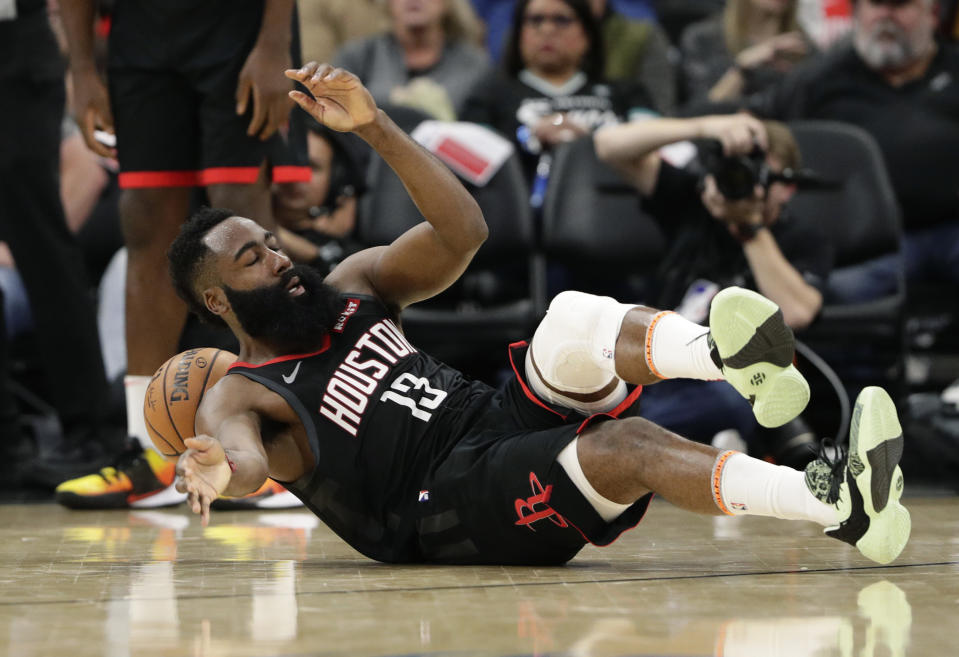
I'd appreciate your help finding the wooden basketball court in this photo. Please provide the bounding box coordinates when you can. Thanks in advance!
[0,495,954,656]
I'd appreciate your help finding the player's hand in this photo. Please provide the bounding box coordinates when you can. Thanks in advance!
[175,435,233,526]
[71,69,116,158]
[695,113,768,157]
[284,63,378,133]
[237,42,294,141]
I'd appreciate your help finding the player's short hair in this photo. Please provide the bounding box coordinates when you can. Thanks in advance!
[168,207,235,326]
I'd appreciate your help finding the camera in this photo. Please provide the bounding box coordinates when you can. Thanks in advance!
[697,139,832,200]
[697,139,772,200]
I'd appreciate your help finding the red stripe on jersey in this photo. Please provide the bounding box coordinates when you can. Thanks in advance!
[230,333,331,370]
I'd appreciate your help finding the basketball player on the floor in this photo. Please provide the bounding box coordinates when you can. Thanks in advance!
[170,63,910,566]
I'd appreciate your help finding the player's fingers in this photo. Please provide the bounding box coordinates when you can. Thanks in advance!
[290,90,322,120]
[259,98,286,141]
[309,63,335,90]
[82,109,113,158]
[236,76,252,116]
[200,494,212,526]
[247,87,267,137]
[286,61,318,82]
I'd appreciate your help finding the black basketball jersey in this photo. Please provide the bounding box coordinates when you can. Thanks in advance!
[227,294,496,562]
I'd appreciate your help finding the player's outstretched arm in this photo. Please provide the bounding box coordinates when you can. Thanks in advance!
[285,62,488,310]
[177,397,271,525]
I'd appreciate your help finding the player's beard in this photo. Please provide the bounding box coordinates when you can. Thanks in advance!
[224,265,342,354]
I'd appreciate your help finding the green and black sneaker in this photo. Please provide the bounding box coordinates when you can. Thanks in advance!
[707,287,810,428]
[805,386,911,564]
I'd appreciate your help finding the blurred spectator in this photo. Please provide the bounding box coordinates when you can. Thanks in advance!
[333,0,489,120]
[746,0,959,303]
[680,0,814,106]
[273,117,366,275]
[591,0,678,115]
[299,0,390,66]
[462,0,654,183]
[57,0,310,507]
[474,0,658,60]
[594,114,831,457]
[0,0,115,486]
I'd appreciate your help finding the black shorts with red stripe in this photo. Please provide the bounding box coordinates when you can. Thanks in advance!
[106,0,309,189]
[414,342,653,566]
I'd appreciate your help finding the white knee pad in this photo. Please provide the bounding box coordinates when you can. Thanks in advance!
[526,291,635,414]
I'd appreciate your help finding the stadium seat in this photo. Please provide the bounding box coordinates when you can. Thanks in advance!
[540,135,666,303]
[357,117,545,377]
[788,120,906,396]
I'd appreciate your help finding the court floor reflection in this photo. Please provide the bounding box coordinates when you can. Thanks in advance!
[0,498,953,657]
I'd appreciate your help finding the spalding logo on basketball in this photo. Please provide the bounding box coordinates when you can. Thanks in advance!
[144,348,238,458]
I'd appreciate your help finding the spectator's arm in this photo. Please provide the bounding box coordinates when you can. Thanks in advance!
[594,114,767,197]
[743,230,823,329]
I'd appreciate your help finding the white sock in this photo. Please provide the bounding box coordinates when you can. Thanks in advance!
[125,375,152,450]
[645,311,723,381]
[712,451,840,527]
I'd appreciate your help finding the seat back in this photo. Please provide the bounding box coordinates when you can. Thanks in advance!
[788,120,906,402]
[358,144,537,266]
[356,122,545,378]
[541,136,665,298]
[788,120,903,267]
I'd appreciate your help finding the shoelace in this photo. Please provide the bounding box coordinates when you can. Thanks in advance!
[814,437,847,505]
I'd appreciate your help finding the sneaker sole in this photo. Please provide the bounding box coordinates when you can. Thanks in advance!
[709,288,809,428]
[56,491,130,510]
[211,490,303,510]
[129,483,187,509]
[847,386,911,565]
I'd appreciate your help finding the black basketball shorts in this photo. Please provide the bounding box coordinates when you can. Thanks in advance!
[414,342,653,566]
[106,0,309,189]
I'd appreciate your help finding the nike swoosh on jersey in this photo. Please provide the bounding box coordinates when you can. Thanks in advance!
[282,361,302,384]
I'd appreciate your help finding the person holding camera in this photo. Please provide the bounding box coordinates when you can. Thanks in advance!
[593,113,833,459]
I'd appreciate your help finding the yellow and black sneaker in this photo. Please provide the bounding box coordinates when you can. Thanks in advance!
[55,441,187,509]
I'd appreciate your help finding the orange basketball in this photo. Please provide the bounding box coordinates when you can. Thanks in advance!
[143,348,238,458]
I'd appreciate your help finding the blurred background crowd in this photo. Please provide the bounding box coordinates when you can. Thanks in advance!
[1,0,957,509]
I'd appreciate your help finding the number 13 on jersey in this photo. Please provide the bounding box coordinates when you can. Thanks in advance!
[381,373,448,422]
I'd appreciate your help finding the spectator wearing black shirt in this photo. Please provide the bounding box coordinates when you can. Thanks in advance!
[746,0,959,303]
[461,0,654,183]
[594,114,832,452]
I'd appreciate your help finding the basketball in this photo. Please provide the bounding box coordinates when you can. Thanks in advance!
[143,348,238,458]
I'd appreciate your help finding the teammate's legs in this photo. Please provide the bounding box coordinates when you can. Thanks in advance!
[206,163,276,233]
[122,187,193,378]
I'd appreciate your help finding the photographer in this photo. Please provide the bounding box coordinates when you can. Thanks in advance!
[594,114,833,459]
